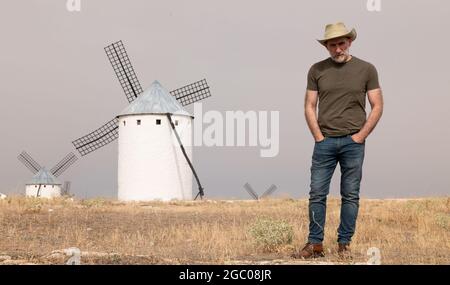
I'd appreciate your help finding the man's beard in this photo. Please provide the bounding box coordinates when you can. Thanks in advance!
[331,50,350,63]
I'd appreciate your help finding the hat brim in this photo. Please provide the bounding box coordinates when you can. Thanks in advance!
[317,28,357,46]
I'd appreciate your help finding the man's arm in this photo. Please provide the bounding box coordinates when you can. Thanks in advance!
[304,89,325,142]
[352,88,384,143]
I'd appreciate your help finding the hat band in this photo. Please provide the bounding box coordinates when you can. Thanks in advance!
[324,31,352,40]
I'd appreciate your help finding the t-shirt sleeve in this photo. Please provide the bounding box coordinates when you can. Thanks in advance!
[366,64,380,91]
[307,65,318,91]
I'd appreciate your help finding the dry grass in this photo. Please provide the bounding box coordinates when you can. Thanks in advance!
[0,196,449,264]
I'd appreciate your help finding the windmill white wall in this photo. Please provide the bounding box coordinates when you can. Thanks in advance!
[24,168,62,198]
[117,81,194,201]
[25,184,62,198]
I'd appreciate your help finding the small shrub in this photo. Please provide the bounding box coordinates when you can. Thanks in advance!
[435,213,450,230]
[248,218,293,252]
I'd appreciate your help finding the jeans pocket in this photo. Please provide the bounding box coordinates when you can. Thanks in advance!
[315,137,327,144]
[349,135,365,145]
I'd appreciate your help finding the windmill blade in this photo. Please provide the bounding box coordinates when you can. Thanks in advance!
[260,184,278,199]
[18,151,42,174]
[50,152,78,177]
[170,79,211,106]
[72,118,119,156]
[105,40,143,103]
[243,183,259,200]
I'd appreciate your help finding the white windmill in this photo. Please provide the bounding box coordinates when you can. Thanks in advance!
[17,151,77,198]
[72,41,211,201]
[117,80,193,201]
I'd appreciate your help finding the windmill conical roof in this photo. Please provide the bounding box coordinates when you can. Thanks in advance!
[118,80,192,117]
[26,168,61,185]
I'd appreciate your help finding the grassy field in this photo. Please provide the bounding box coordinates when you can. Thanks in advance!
[0,196,448,265]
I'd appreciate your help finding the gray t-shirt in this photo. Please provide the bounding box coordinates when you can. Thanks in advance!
[307,56,380,137]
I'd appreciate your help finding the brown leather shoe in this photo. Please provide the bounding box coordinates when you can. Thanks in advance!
[337,243,352,260]
[291,243,325,259]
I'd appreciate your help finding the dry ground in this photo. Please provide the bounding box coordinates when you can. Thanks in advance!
[0,196,449,265]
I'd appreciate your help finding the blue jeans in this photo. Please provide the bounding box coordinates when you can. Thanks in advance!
[308,134,365,244]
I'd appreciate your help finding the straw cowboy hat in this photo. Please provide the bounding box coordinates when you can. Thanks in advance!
[317,22,357,46]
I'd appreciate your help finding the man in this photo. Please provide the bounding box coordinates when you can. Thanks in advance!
[292,22,384,259]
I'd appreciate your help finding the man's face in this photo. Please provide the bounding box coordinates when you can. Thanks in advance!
[326,37,352,63]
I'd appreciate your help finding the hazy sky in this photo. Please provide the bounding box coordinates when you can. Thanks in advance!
[1,0,449,199]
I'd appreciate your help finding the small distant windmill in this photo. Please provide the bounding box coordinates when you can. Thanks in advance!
[244,183,278,200]
[72,41,211,201]
[18,151,77,198]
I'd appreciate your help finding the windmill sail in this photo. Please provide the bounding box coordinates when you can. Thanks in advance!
[105,41,143,103]
[18,151,42,174]
[260,184,277,199]
[73,41,212,157]
[50,152,78,177]
[170,79,211,106]
[72,118,119,156]
[243,183,259,200]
